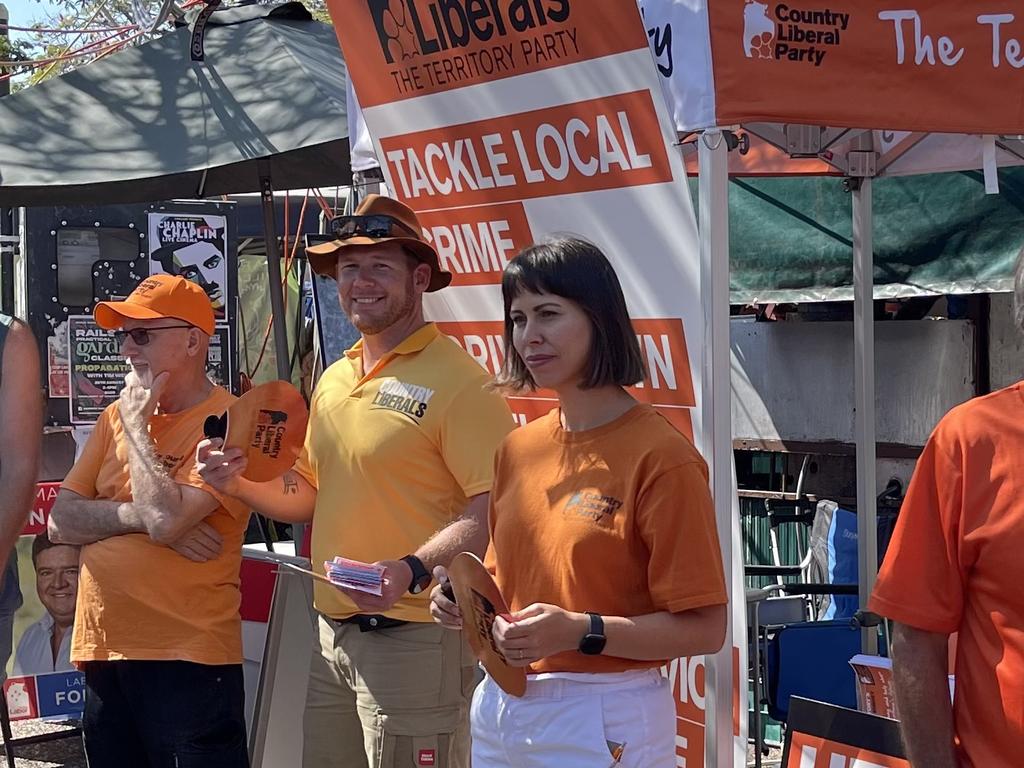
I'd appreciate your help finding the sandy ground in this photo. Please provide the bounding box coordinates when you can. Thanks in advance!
[0,720,85,768]
[748,744,785,767]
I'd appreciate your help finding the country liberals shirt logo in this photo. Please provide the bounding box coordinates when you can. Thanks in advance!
[742,1,850,66]
[564,491,622,525]
[370,378,436,421]
[368,0,572,65]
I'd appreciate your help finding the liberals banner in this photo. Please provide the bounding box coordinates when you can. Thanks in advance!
[646,0,1024,134]
[328,1,745,764]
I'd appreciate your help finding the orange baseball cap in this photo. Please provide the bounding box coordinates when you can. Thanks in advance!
[94,274,215,336]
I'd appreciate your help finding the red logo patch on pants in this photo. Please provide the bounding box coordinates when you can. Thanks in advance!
[417,749,436,766]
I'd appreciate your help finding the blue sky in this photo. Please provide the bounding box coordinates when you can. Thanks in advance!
[3,0,59,39]
[3,0,57,23]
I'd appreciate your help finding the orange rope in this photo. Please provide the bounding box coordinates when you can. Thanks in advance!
[35,0,112,81]
[247,191,311,378]
[0,29,128,68]
[90,29,145,63]
[311,188,336,220]
[0,23,136,33]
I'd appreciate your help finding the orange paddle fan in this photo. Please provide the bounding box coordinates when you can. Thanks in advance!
[204,380,308,482]
[448,552,527,697]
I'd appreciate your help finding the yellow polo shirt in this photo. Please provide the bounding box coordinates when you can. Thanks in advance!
[295,323,514,622]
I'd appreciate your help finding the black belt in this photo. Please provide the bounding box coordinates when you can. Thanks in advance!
[329,614,409,633]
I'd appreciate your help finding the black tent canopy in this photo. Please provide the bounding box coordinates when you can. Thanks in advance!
[0,2,352,377]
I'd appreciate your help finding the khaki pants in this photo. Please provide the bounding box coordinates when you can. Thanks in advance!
[303,615,477,768]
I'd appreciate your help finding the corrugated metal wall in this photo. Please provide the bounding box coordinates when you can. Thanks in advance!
[740,496,807,589]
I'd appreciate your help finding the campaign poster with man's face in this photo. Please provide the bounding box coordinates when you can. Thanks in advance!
[3,490,85,722]
[147,214,228,318]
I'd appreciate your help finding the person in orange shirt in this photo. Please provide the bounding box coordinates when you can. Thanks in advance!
[869,256,1024,768]
[430,236,728,767]
[48,275,249,768]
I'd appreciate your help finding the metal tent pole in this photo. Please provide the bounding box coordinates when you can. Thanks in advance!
[258,164,292,382]
[699,128,738,768]
[852,155,879,656]
[0,3,9,99]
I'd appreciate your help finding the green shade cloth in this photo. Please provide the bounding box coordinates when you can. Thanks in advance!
[692,169,1024,303]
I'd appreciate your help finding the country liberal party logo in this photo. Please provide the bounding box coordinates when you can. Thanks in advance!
[370,377,436,421]
[251,409,288,458]
[563,490,622,525]
[368,0,571,65]
[742,1,850,67]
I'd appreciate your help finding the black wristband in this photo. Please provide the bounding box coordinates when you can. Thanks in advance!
[578,612,607,655]
[400,554,431,594]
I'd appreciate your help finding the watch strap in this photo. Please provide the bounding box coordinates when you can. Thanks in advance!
[578,611,607,655]
[400,554,430,594]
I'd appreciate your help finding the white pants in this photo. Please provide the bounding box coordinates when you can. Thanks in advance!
[470,668,676,767]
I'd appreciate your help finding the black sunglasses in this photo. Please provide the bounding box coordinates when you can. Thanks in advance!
[113,325,193,346]
[331,214,419,240]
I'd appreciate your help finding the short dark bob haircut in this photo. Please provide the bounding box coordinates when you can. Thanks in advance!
[495,236,646,392]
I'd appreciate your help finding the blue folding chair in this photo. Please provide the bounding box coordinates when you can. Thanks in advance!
[764,617,862,722]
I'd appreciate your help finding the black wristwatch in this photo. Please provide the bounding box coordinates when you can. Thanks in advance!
[578,612,607,655]
[400,555,431,595]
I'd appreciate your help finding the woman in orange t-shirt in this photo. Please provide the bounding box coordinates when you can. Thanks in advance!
[430,236,728,768]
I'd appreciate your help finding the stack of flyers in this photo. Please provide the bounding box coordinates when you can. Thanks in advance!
[324,557,385,595]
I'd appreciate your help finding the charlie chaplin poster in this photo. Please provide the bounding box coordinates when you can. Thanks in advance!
[147,213,229,318]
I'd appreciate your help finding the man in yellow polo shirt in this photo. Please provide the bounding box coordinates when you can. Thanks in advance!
[48,275,249,767]
[197,194,513,768]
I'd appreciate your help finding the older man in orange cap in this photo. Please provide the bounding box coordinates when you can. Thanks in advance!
[49,274,250,768]
[197,194,514,768]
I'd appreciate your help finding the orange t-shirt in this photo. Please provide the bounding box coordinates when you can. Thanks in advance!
[485,404,727,675]
[61,388,250,666]
[869,383,1024,767]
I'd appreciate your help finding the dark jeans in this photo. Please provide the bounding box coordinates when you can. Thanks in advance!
[83,660,249,768]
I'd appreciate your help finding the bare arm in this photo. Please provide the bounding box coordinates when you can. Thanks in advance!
[602,604,726,660]
[120,414,220,544]
[0,320,42,571]
[345,492,491,612]
[48,489,146,545]
[227,472,316,525]
[101,370,224,544]
[48,488,224,563]
[415,491,489,570]
[196,439,316,524]
[492,602,727,667]
[891,622,959,768]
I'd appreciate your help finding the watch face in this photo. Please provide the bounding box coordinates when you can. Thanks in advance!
[579,634,607,655]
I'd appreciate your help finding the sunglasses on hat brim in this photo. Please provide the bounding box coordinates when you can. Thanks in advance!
[330,215,420,240]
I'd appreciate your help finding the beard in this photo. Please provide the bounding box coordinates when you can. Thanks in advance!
[347,276,417,336]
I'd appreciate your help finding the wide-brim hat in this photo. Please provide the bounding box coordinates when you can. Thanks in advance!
[305,194,452,292]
